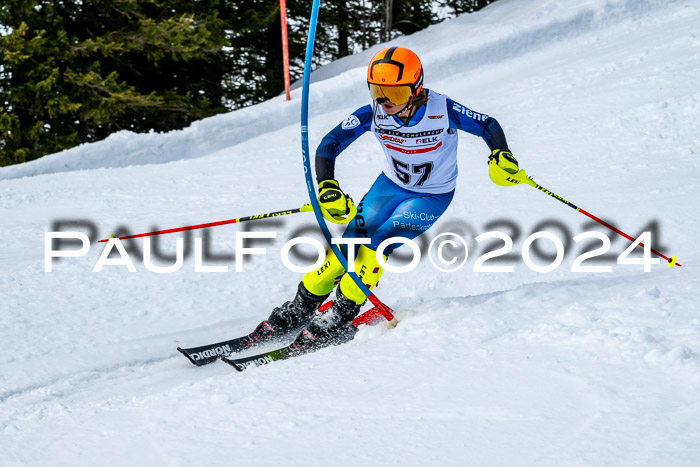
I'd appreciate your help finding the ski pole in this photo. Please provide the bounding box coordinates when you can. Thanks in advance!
[516,173,681,267]
[98,204,314,242]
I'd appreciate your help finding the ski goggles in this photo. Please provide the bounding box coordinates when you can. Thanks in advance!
[368,83,414,105]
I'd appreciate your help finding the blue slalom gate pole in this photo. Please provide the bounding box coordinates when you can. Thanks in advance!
[299,0,396,323]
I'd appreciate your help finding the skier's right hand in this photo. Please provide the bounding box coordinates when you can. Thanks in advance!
[318,180,357,224]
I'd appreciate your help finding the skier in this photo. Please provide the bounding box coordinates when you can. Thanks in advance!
[251,46,521,353]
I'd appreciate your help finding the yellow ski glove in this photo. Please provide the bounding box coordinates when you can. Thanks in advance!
[488,149,524,186]
[318,180,357,224]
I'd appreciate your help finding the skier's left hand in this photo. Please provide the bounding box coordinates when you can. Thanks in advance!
[488,149,525,186]
[489,149,518,173]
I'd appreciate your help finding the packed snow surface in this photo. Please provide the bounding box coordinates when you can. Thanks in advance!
[1,0,699,465]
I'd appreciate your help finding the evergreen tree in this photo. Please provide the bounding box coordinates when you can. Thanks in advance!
[439,0,495,16]
[0,0,498,166]
[392,0,438,37]
[225,0,309,108]
[0,0,231,165]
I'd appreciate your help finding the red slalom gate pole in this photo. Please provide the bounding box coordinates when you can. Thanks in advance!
[518,174,681,267]
[99,204,313,242]
[280,0,291,101]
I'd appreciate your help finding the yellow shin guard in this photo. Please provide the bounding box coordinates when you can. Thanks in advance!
[338,245,385,305]
[302,249,346,297]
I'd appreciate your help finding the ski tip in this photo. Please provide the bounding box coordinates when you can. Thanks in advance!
[220,356,245,372]
[177,347,201,366]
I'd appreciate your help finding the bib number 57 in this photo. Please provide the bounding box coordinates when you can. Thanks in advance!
[392,157,434,187]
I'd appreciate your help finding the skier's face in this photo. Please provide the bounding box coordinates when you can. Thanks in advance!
[381,100,410,116]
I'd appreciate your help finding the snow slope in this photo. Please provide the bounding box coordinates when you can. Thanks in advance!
[1,0,700,465]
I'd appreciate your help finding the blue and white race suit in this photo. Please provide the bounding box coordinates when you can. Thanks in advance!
[316,89,507,255]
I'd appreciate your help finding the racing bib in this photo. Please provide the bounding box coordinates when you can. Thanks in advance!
[371,90,458,194]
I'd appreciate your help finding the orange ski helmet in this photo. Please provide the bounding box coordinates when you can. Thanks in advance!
[367,46,424,106]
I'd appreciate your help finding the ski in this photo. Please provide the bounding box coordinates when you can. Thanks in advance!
[221,346,293,372]
[183,303,396,368]
[221,327,355,372]
[177,327,306,366]
[177,335,256,366]
[177,301,335,366]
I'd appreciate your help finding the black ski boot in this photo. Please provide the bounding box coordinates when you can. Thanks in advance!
[289,287,361,355]
[248,283,329,345]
